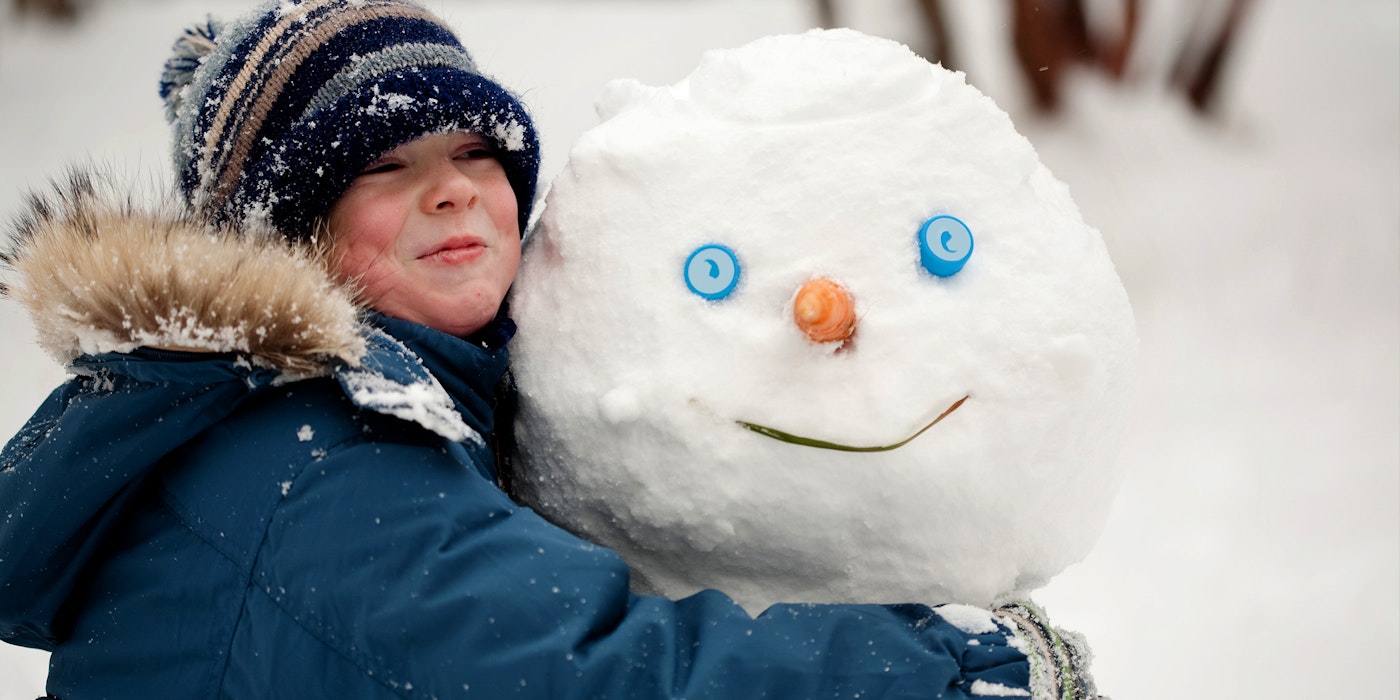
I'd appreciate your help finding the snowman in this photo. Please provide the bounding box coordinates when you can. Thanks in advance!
[508,29,1136,613]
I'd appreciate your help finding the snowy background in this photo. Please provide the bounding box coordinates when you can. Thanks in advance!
[0,0,1395,698]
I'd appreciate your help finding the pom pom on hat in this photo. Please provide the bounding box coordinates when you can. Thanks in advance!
[162,0,540,241]
[158,18,222,123]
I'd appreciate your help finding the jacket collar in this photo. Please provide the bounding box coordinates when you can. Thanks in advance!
[342,314,510,444]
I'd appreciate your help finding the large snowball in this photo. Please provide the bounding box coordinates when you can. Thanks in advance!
[509,29,1136,612]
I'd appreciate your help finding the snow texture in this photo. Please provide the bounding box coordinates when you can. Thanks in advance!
[970,680,1032,698]
[510,28,1137,612]
[339,364,478,445]
[935,603,1004,635]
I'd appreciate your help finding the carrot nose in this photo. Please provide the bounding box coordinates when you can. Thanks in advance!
[792,278,857,344]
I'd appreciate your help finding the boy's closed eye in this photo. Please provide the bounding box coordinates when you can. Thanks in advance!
[358,160,404,176]
[355,138,497,179]
[454,141,498,162]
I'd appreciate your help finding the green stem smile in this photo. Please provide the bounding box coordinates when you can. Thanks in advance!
[736,395,970,452]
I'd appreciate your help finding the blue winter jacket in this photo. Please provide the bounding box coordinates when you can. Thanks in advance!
[0,187,1030,698]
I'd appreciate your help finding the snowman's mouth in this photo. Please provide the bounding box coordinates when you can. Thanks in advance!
[735,394,969,452]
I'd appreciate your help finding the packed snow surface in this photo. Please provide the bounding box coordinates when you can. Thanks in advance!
[510,29,1136,611]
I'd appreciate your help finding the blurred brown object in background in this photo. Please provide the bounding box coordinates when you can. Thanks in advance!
[815,0,1249,116]
[1170,0,1254,114]
[914,0,954,70]
[813,0,1140,111]
[815,0,956,69]
[1010,0,1139,113]
[13,0,82,22]
[1010,0,1256,115]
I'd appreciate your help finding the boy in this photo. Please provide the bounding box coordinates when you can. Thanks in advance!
[0,1,1091,697]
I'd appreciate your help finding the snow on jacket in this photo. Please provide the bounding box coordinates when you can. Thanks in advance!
[0,174,1032,699]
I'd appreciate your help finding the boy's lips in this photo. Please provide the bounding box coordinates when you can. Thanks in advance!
[419,236,486,263]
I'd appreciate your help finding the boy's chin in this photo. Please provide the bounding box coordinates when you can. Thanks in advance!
[420,301,504,338]
[367,283,506,338]
[419,311,497,338]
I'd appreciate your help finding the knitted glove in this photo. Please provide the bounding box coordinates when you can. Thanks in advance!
[994,600,1103,700]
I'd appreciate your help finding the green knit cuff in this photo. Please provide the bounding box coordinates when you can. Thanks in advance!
[994,600,1100,700]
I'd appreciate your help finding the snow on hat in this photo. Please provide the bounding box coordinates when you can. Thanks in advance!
[159,0,540,239]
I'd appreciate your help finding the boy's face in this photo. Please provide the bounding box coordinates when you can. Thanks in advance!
[328,131,520,338]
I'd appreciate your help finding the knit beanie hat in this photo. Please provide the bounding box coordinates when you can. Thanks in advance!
[159,0,540,240]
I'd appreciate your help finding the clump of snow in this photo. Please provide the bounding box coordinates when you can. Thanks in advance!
[135,311,249,354]
[339,369,478,444]
[488,116,527,152]
[365,87,417,115]
[296,424,314,442]
[510,28,1136,612]
[435,115,529,154]
[274,2,301,20]
[970,680,1031,697]
[935,604,1003,635]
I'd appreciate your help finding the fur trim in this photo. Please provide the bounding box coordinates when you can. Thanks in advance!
[2,169,365,374]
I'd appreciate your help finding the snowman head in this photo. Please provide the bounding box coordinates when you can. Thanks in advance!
[510,29,1136,611]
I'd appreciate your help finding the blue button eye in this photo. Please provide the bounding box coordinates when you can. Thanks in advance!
[684,244,741,300]
[918,215,974,278]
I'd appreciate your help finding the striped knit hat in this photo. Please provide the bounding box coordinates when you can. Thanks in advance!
[159,0,540,240]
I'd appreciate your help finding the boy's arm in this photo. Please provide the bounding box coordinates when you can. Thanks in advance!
[265,438,1033,699]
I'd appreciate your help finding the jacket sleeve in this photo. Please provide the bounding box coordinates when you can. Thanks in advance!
[253,436,1030,699]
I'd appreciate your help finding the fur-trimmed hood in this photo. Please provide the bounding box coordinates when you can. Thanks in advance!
[2,169,365,375]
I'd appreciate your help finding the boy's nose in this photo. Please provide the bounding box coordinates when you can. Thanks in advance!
[421,162,479,212]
